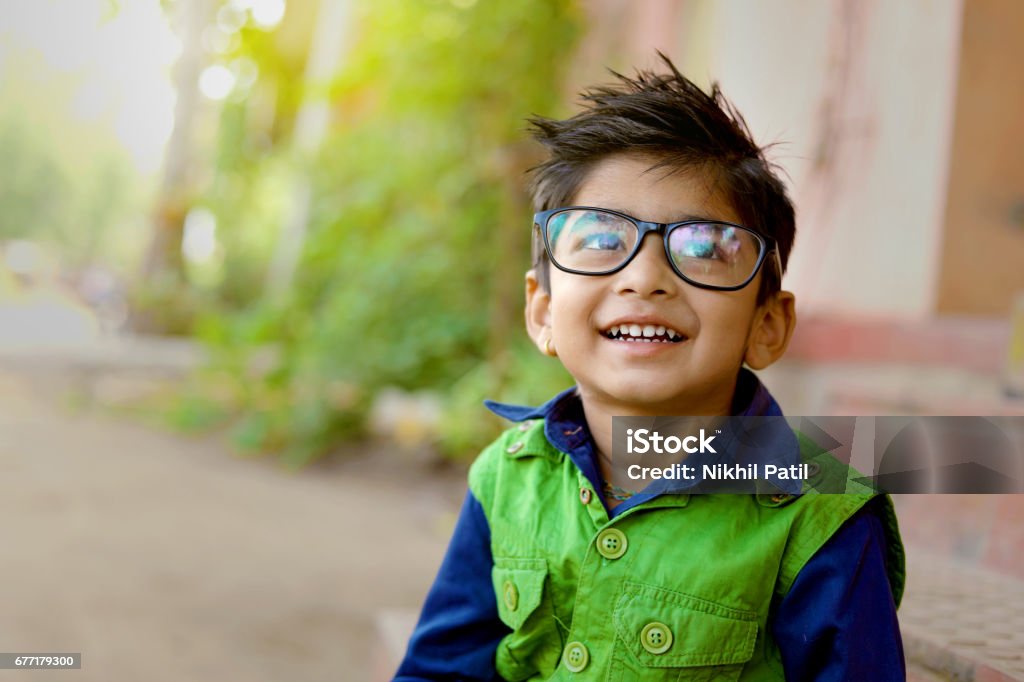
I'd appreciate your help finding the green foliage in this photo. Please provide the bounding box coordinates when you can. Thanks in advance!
[0,54,141,266]
[195,0,581,462]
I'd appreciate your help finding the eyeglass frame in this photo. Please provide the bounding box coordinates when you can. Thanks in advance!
[533,206,781,292]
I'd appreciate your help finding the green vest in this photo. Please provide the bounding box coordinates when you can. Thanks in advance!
[469,421,905,681]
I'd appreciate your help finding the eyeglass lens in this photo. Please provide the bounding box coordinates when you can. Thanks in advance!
[547,209,763,288]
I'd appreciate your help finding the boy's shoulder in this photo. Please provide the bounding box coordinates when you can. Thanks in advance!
[468,419,559,498]
[470,418,552,463]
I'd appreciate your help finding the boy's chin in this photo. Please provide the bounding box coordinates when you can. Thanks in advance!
[590,380,704,415]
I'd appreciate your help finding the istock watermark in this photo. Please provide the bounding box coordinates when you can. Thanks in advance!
[625,428,718,454]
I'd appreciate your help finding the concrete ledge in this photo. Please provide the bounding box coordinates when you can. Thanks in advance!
[900,548,1024,681]
[906,633,1023,681]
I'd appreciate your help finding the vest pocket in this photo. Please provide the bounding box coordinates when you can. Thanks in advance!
[612,581,758,681]
[492,557,561,680]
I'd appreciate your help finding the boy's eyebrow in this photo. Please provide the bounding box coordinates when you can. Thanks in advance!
[668,213,717,223]
[603,207,720,223]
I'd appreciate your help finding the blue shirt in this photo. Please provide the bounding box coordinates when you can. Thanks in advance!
[395,370,904,681]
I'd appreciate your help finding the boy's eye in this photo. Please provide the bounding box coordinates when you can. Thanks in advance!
[671,226,742,263]
[579,232,625,251]
[680,240,716,259]
[674,238,724,261]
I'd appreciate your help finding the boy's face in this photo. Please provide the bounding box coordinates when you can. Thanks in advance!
[526,153,795,416]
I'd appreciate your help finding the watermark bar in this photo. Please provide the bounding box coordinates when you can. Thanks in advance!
[0,653,81,669]
[610,416,1024,495]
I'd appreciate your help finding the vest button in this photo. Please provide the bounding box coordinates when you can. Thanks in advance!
[563,641,589,672]
[505,441,524,454]
[595,527,628,559]
[502,580,519,611]
[640,621,674,654]
[770,493,791,504]
[579,487,592,505]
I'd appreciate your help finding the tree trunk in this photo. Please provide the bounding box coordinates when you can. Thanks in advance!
[141,0,210,282]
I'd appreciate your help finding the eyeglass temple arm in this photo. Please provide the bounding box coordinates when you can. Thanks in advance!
[767,246,784,281]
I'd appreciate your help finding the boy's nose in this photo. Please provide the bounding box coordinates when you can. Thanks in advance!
[613,233,679,298]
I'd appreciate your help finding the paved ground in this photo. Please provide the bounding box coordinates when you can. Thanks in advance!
[0,368,466,682]
[4,357,1023,682]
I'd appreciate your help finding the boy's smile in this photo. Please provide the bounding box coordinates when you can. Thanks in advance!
[527,153,792,418]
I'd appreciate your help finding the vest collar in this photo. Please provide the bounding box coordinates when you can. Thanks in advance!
[485,369,785,515]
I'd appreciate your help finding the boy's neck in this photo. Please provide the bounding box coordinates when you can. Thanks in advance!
[579,383,737,492]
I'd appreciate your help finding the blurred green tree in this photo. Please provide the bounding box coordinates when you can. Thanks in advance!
[183,0,579,464]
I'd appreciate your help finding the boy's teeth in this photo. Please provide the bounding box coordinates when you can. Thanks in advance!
[607,323,684,341]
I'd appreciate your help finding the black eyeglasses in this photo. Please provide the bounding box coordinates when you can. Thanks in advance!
[534,206,779,291]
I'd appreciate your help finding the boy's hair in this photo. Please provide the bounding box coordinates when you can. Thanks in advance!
[526,55,795,304]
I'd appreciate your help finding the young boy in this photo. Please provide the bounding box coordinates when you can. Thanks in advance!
[395,58,905,681]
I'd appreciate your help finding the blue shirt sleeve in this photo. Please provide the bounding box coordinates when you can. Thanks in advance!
[771,501,905,681]
[394,490,509,681]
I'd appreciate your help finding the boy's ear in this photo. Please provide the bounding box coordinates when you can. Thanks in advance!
[525,269,553,354]
[744,290,797,370]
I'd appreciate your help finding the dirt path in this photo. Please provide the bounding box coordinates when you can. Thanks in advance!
[0,369,465,682]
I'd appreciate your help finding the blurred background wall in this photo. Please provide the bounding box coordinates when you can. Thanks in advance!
[567,0,1024,415]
